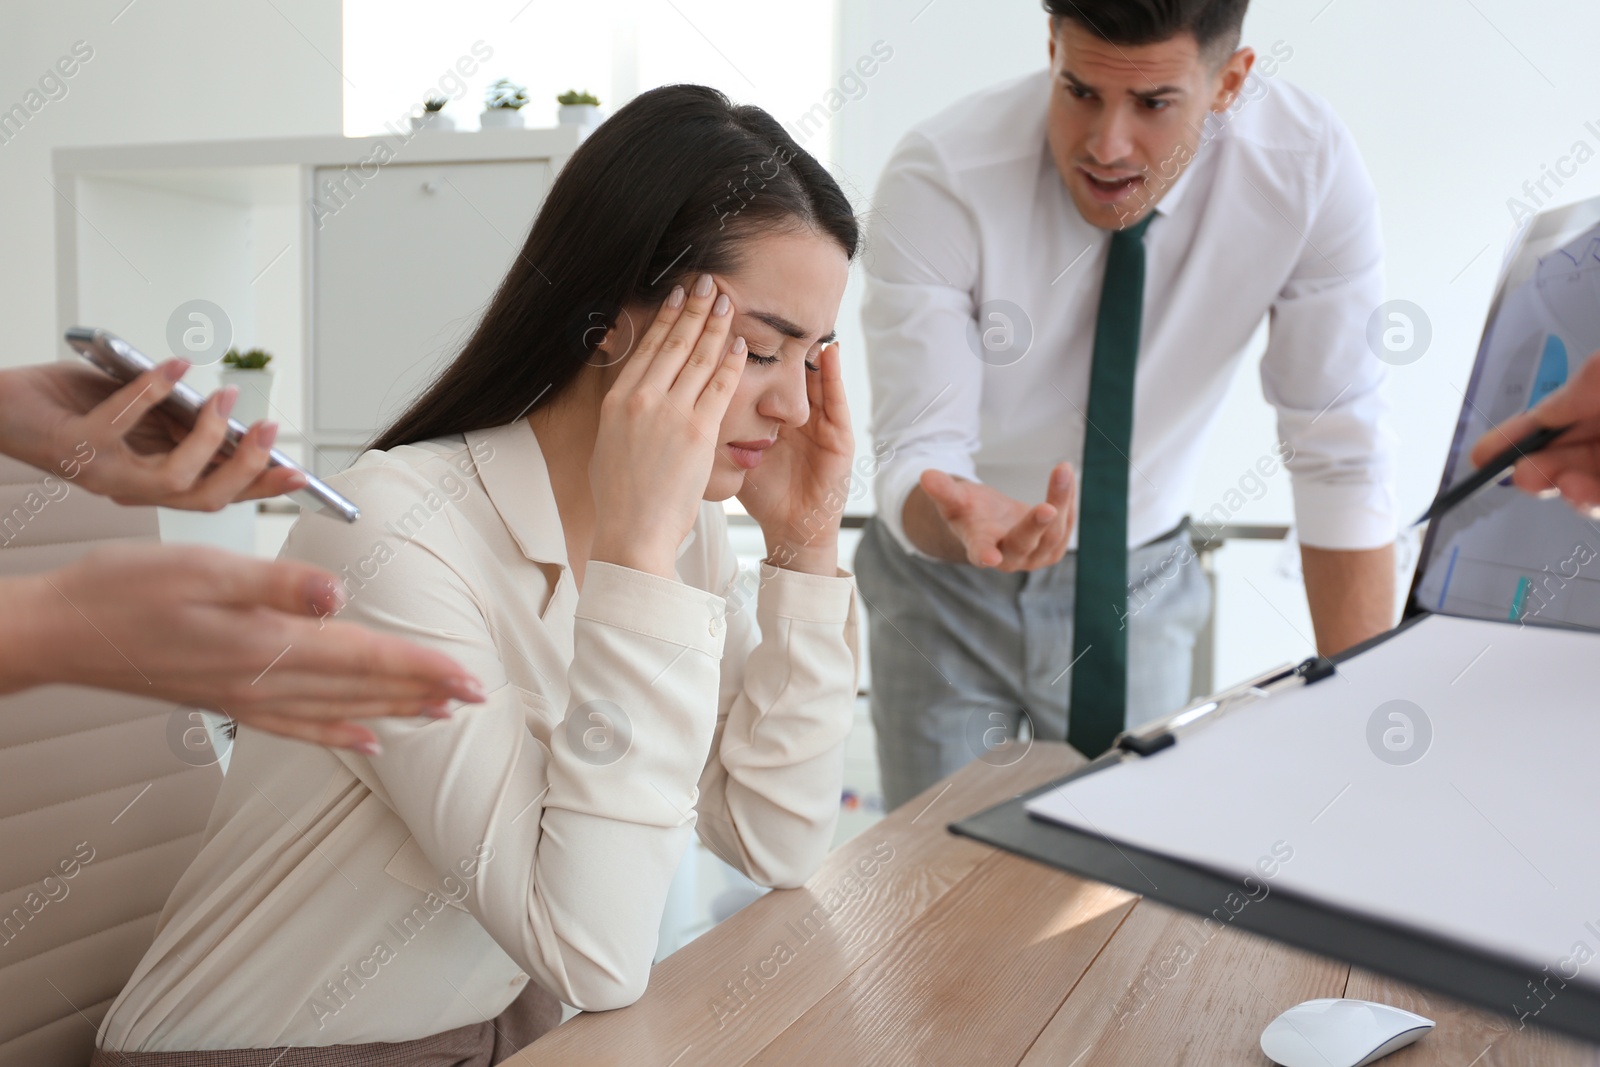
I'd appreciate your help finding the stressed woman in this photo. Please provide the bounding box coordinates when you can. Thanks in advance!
[94,84,861,1065]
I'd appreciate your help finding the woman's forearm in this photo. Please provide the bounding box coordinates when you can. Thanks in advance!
[695,565,858,888]
[0,572,58,694]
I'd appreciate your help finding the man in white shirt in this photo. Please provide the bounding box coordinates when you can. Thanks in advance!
[858,0,1398,808]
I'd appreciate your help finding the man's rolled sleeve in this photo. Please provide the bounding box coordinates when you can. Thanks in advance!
[1261,109,1398,551]
[862,131,985,558]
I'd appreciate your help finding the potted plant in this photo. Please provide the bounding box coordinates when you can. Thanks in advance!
[414,91,454,131]
[557,89,602,127]
[411,91,455,132]
[481,78,530,129]
[218,347,275,425]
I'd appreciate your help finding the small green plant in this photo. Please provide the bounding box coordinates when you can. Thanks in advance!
[423,92,448,113]
[557,89,601,106]
[485,78,530,110]
[221,347,272,370]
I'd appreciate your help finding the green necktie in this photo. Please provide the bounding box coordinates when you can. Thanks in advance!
[1068,213,1154,758]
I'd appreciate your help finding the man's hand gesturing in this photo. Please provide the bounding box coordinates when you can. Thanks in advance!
[906,461,1076,570]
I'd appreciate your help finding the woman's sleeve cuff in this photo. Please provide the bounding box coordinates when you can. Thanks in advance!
[754,563,856,624]
[577,560,727,656]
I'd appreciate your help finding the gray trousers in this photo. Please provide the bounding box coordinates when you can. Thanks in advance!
[854,516,1211,811]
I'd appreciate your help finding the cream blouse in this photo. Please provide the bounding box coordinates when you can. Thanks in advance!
[96,417,859,1052]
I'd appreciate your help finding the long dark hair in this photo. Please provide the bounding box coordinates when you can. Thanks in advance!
[371,84,860,452]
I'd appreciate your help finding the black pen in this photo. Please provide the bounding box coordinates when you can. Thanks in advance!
[1413,423,1572,527]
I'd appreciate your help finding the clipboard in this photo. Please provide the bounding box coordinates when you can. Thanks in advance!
[951,197,1600,1044]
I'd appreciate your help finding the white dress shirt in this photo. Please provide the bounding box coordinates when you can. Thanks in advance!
[864,68,1397,558]
[97,417,859,1052]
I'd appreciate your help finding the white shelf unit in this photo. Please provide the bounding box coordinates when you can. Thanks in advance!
[52,128,582,488]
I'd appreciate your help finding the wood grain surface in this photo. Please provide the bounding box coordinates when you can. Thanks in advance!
[510,742,1598,1066]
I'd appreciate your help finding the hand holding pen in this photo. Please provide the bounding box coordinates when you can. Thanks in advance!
[1467,351,1600,516]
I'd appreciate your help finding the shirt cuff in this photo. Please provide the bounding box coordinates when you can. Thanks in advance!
[1291,479,1398,550]
[753,563,856,623]
[576,561,727,657]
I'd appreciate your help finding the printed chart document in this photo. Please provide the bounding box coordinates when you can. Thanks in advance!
[1415,198,1600,628]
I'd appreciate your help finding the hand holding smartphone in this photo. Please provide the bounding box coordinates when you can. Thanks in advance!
[63,327,359,522]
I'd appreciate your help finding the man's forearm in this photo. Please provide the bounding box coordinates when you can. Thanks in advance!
[1301,542,1396,656]
[901,483,967,563]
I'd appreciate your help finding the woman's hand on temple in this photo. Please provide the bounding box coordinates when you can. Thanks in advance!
[589,275,747,578]
[735,341,853,576]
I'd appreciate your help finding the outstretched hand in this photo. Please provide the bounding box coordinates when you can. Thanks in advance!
[919,462,1077,571]
[0,544,487,754]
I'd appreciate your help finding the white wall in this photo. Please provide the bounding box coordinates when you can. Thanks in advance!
[828,0,1600,685]
[0,0,341,370]
[9,0,1599,687]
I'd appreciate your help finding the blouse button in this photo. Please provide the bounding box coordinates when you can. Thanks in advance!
[512,973,528,986]
[708,614,723,637]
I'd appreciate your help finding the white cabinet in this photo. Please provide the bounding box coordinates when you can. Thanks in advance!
[310,159,552,473]
[53,130,579,493]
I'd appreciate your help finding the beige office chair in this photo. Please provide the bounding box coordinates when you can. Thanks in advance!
[0,454,223,1067]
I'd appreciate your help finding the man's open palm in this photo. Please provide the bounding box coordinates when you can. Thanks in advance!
[920,461,1076,571]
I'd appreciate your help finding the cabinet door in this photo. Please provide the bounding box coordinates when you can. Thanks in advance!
[311,159,552,439]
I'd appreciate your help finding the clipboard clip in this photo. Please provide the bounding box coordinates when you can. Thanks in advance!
[1114,654,1337,758]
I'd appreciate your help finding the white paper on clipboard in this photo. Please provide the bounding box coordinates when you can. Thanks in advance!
[1026,612,1600,984]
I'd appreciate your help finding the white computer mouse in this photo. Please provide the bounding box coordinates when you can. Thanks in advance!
[1260,998,1434,1067]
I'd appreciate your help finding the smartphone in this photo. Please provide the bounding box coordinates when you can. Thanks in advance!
[64,326,360,523]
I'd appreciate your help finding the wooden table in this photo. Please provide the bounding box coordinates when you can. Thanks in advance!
[511,742,1600,1066]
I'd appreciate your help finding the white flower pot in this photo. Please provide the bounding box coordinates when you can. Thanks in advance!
[410,111,455,132]
[479,108,526,129]
[559,103,602,127]
[219,366,274,426]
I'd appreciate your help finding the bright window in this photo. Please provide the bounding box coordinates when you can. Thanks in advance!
[342,0,836,164]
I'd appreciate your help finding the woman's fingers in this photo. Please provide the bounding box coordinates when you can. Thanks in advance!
[164,416,285,511]
[70,361,297,511]
[201,420,302,504]
[233,684,458,721]
[198,664,477,722]
[103,385,247,509]
[806,342,852,454]
[202,550,346,616]
[232,711,384,755]
[611,285,687,392]
[232,461,309,503]
[271,619,488,704]
[198,419,308,505]
[86,359,190,447]
[692,334,747,424]
[668,286,736,401]
[819,342,847,423]
[159,386,240,488]
[643,273,725,393]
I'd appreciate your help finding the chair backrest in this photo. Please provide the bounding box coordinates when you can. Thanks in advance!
[0,454,222,1067]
